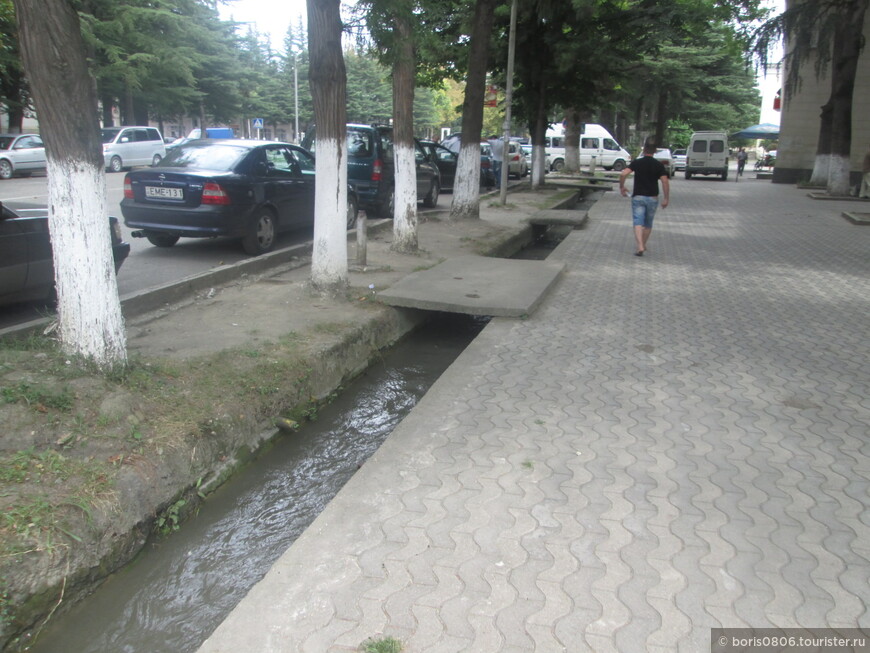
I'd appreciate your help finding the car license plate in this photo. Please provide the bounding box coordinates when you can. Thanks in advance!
[145,186,183,199]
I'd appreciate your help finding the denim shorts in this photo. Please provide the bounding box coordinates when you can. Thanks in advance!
[631,195,659,228]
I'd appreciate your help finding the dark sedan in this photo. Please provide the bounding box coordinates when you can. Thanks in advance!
[0,202,130,307]
[418,140,496,191]
[121,140,358,256]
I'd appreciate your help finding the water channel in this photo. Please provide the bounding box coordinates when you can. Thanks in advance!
[25,314,488,653]
[24,207,581,653]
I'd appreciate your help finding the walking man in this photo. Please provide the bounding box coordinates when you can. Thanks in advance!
[488,135,505,188]
[737,147,748,176]
[619,139,670,256]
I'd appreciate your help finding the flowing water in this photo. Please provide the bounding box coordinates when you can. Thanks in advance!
[25,314,488,653]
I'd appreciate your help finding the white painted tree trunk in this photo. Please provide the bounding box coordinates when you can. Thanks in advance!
[809,153,831,186]
[392,142,418,252]
[311,137,348,289]
[827,153,851,196]
[531,143,547,188]
[49,159,127,368]
[450,144,482,219]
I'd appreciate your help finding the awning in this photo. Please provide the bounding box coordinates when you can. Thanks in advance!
[731,123,780,139]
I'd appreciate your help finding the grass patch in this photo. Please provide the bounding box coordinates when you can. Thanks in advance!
[1,382,75,412]
[360,636,403,653]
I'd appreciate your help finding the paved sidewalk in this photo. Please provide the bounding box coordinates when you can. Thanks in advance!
[198,179,870,652]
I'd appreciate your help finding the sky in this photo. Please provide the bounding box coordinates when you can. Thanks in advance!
[217,0,307,49]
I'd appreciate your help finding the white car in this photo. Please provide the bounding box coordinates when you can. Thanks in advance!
[673,148,687,170]
[0,134,47,180]
[101,126,167,173]
[653,148,675,178]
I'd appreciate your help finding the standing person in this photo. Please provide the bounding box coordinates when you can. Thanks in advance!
[860,143,870,198]
[737,147,748,176]
[488,135,504,188]
[619,140,670,256]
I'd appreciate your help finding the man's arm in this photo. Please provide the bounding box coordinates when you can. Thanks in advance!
[660,175,670,208]
[619,168,632,197]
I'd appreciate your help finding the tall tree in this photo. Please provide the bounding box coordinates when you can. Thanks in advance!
[0,0,29,132]
[450,0,497,219]
[307,0,348,292]
[13,0,127,369]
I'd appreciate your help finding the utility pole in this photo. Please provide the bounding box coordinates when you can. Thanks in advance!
[499,0,517,205]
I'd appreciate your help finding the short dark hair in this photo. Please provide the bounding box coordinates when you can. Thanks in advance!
[643,139,657,155]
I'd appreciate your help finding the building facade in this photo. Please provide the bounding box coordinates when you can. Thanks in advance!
[774,0,870,185]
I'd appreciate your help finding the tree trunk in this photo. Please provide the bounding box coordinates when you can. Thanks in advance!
[564,108,582,173]
[654,89,668,147]
[391,11,418,253]
[450,0,497,220]
[307,0,348,292]
[13,0,127,370]
[826,0,866,196]
[808,100,832,185]
[529,110,548,188]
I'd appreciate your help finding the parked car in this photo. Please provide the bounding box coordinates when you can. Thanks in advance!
[653,148,675,178]
[121,139,358,256]
[672,148,687,170]
[0,201,129,307]
[303,124,440,218]
[506,141,528,178]
[0,134,47,180]
[101,126,167,173]
[521,143,550,172]
[418,140,497,191]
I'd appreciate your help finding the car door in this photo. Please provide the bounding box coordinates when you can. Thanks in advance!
[414,141,437,198]
[428,143,456,190]
[256,144,314,230]
[11,135,46,171]
[0,206,28,299]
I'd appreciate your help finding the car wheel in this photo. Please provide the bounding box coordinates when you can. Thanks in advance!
[145,232,180,248]
[722,170,728,181]
[0,160,13,180]
[685,171,693,179]
[551,159,564,172]
[242,209,276,255]
[422,179,440,208]
[611,160,626,172]
[346,193,359,229]
[109,156,123,173]
[152,154,163,166]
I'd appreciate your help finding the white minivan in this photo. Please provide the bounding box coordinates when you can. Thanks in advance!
[101,126,166,173]
[545,124,631,172]
[685,131,729,180]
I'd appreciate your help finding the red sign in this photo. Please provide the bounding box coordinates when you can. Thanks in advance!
[484,85,498,108]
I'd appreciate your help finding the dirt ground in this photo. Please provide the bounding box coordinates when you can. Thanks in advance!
[0,185,579,651]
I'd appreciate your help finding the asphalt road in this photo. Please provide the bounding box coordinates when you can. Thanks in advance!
[0,170,319,328]
[0,168,444,329]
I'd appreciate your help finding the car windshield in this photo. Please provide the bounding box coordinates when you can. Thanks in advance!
[100,128,123,144]
[0,137,15,150]
[159,143,249,171]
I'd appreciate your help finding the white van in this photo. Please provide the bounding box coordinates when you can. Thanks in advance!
[685,131,729,180]
[101,126,166,173]
[545,124,631,172]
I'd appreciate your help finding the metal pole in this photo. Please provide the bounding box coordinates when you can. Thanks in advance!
[294,53,300,143]
[499,0,518,205]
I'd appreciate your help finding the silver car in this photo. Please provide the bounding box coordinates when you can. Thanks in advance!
[0,134,47,180]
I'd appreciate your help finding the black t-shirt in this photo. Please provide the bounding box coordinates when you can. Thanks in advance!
[628,156,666,197]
